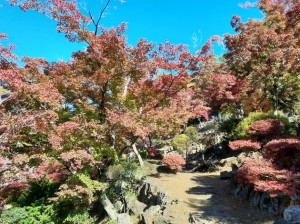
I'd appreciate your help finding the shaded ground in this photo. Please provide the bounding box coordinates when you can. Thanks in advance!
[146,163,279,224]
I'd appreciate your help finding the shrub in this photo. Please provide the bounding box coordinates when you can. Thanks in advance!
[16,180,60,206]
[237,158,297,197]
[162,155,186,173]
[263,137,300,169]
[171,134,191,152]
[0,207,28,224]
[62,209,96,224]
[106,161,143,198]
[0,205,56,224]
[247,119,285,138]
[228,139,262,151]
[218,117,241,140]
[234,112,295,139]
[184,126,198,142]
[0,182,30,203]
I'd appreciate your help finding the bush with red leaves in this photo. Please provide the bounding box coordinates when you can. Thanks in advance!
[247,118,285,137]
[237,158,298,197]
[0,181,29,201]
[263,137,300,169]
[229,139,262,151]
[162,155,186,173]
[33,161,70,183]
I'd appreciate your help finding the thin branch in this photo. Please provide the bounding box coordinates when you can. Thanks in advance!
[94,0,112,35]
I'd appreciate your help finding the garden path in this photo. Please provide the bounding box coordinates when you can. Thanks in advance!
[146,166,278,224]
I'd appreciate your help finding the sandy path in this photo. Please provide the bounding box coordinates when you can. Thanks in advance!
[146,169,278,224]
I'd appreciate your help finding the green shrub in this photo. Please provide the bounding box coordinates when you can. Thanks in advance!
[0,205,56,224]
[106,161,143,198]
[219,117,241,140]
[171,134,191,152]
[106,161,143,182]
[184,126,198,142]
[63,210,96,224]
[233,112,296,139]
[17,180,59,206]
[0,207,28,224]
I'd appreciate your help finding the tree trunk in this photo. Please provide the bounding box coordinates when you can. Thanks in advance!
[100,193,118,221]
[132,143,145,168]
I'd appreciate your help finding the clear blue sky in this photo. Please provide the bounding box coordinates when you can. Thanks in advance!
[0,0,263,62]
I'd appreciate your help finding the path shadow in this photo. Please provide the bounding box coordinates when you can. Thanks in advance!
[156,165,175,174]
[184,173,279,224]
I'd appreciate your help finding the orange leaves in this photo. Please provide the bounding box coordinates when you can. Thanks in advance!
[162,155,186,173]
[229,139,262,151]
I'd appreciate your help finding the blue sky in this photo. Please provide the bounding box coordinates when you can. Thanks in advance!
[0,0,263,62]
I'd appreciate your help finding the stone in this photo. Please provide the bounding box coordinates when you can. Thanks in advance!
[284,205,300,223]
[157,192,174,206]
[156,146,173,155]
[117,213,131,224]
[140,205,162,224]
[220,171,231,179]
[114,200,124,213]
[250,191,261,207]
[138,182,157,205]
[259,192,272,210]
[273,221,293,224]
[234,185,251,200]
[126,196,147,215]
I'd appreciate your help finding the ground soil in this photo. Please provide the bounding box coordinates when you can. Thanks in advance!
[145,161,279,224]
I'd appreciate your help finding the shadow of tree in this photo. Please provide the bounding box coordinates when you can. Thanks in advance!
[184,174,279,224]
[156,165,175,174]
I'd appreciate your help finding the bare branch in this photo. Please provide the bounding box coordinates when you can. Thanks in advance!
[94,0,112,35]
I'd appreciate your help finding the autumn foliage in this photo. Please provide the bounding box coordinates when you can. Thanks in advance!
[247,119,285,137]
[0,0,299,221]
[162,155,186,173]
[229,139,262,151]
[231,114,299,197]
[237,158,298,197]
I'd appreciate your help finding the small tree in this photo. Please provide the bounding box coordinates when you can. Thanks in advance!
[162,155,186,173]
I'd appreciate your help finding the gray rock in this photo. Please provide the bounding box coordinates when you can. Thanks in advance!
[156,146,173,155]
[157,192,174,206]
[144,205,161,214]
[140,205,162,224]
[114,200,124,213]
[273,221,293,224]
[117,213,131,224]
[259,192,272,211]
[220,171,231,179]
[284,205,300,223]
[234,185,251,200]
[126,196,147,215]
[138,182,158,205]
[250,191,261,207]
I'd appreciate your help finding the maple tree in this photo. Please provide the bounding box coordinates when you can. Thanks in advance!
[0,0,212,222]
[1,0,299,221]
[224,0,300,115]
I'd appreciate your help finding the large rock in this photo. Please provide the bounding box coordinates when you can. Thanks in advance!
[140,205,162,224]
[157,192,176,206]
[117,213,131,224]
[234,185,251,200]
[273,221,293,224]
[220,171,231,180]
[138,182,158,205]
[283,205,300,223]
[156,145,173,155]
[126,196,147,215]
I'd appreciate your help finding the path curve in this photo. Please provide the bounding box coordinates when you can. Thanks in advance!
[146,168,278,224]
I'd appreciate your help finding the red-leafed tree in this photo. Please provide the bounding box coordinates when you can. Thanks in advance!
[0,0,211,221]
[224,1,300,115]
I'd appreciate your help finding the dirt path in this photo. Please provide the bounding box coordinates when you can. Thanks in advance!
[146,166,278,224]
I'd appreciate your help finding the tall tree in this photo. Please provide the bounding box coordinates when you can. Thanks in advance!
[224,2,300,114]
